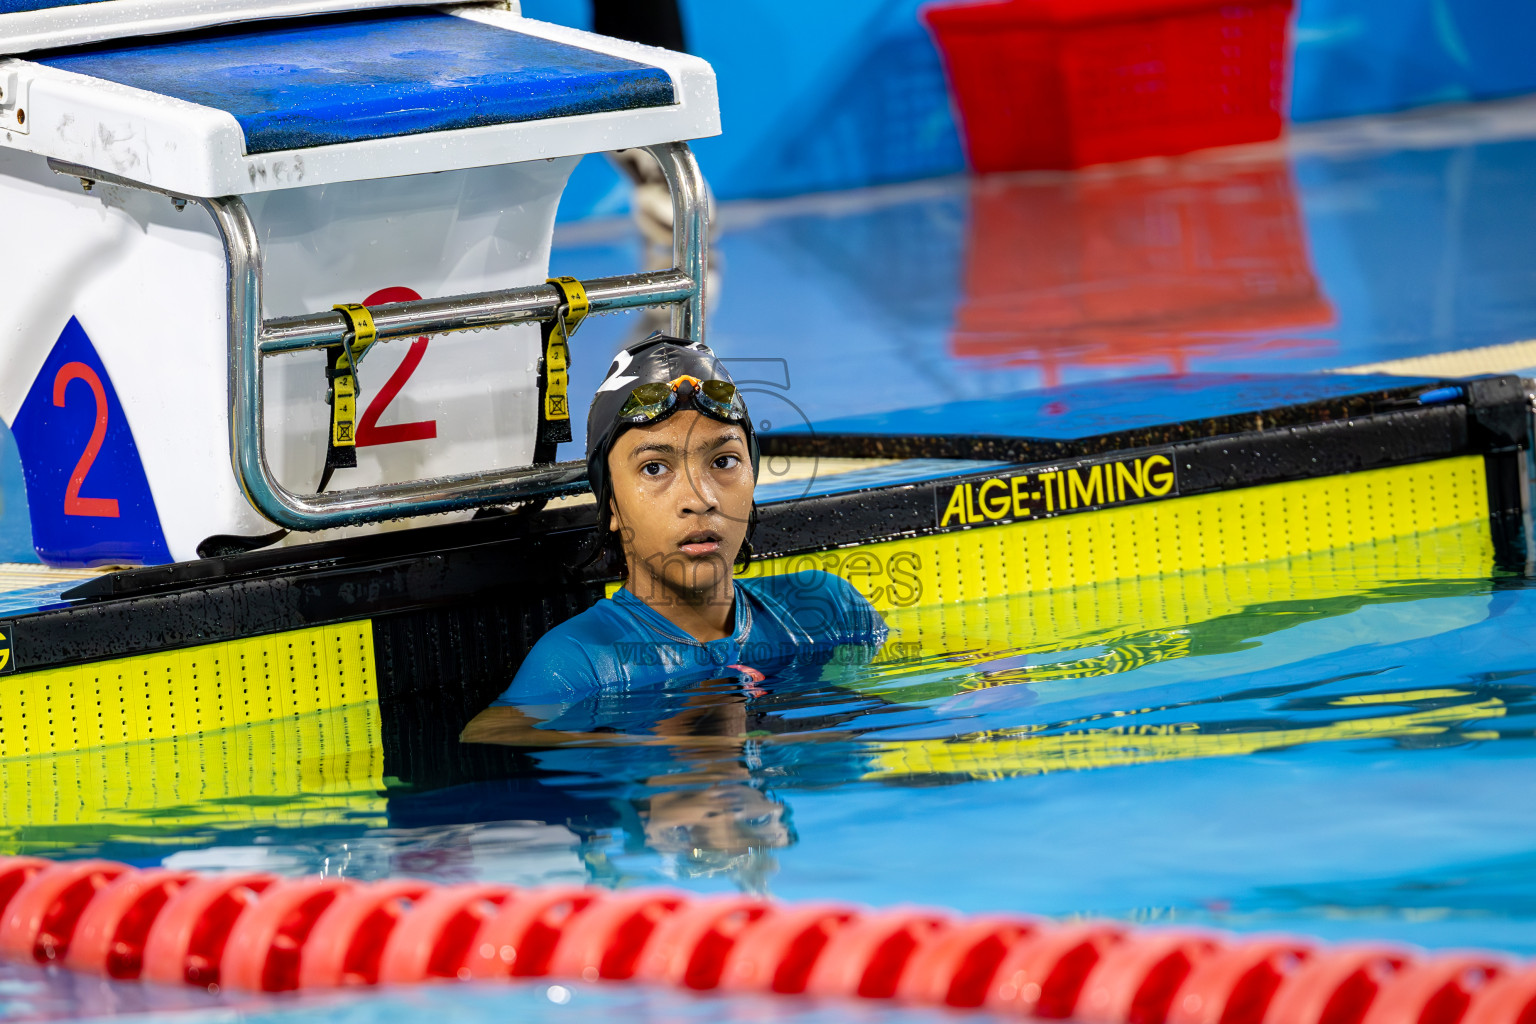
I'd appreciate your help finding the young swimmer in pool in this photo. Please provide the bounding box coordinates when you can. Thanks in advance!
[460,334,886,741]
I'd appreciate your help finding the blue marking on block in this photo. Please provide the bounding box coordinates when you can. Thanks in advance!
[10,317,172,567]
[1417,386,1464,406]
[0,0,106,11]
[0,421,38,563]
[34,11,676,153]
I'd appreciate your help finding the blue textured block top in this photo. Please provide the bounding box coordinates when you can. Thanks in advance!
[0,0,109,10]
[34,10,677,153]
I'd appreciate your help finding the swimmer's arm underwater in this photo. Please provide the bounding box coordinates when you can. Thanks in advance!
[460,694,856,749]
[459,705,751,749]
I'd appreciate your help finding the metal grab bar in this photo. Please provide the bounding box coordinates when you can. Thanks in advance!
[56,142,707,531]
[259,270,697,355]
[196,140,709,531]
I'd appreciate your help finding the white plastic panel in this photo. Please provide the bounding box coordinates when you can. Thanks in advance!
[0,147,576,563]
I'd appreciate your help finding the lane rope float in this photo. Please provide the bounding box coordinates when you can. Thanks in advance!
[0,855,1529,1023]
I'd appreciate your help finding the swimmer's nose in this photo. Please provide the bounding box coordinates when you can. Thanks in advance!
[683,466,721,513]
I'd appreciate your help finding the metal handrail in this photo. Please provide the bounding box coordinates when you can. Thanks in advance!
[191,140,709,531]
[258,271,697,355]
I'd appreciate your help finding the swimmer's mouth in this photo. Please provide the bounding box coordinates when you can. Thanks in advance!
[678,531,723,556]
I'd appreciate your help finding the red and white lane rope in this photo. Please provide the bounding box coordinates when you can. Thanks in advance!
[0,856,1529,1023]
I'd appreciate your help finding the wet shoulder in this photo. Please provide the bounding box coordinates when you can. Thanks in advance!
[493,594,650,705]
[544,594,649,646]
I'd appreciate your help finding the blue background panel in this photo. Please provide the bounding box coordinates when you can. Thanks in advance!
[1291,0,1536,121]
[521,0,1536,220]
[0,0,105,10]
[35,11,676,154]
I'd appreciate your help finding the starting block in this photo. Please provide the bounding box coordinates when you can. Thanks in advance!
[0,0,718,565]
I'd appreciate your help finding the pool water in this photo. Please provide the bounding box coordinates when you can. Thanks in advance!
[0,961,1021,1023]
[5,98,1536,1021]
[4,519,1535,1020]
[548,97,1536,462]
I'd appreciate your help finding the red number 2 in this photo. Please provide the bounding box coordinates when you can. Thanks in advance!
[356,286,438,448]
[52,361,120,518]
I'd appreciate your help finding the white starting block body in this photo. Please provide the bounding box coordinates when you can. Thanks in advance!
[0,2,718,565]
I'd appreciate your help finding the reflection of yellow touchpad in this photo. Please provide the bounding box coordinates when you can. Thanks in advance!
[864,690,1506,783]
[0,619,387,857]
[836,460,1502,785]
[0,703,387,856]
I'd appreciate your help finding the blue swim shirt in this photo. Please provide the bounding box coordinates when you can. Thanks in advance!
[492,570,888,711]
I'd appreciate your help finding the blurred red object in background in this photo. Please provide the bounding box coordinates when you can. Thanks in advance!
[951,156,1333,383]
[923,0,1294,172]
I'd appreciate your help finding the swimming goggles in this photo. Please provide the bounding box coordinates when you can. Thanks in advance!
[617,374,747,426]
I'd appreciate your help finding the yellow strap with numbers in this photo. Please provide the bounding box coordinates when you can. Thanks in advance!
[543,276,588,423]
[330,303,379,449]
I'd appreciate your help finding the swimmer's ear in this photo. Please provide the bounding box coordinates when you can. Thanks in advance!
[608,494,621,534]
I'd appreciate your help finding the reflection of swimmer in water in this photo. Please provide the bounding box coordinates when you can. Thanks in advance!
[462,334,887,746]
[635,684,793,888]
[448,680,806,889]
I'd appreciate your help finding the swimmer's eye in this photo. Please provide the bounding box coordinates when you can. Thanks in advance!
[713,454,741,471]
[640,461,669,477]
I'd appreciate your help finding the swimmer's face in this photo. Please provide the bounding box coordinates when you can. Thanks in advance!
[644,785,791,856]
[607,410,753,597]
